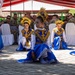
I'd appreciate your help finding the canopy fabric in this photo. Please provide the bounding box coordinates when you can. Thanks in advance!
[3,0,27,7]
[3,1,70,12]
[36,0,75,8]
[3,0,75,8]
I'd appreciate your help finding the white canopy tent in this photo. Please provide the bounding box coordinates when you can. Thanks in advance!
[3,1,70,11]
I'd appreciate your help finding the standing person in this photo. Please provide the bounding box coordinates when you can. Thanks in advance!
[10,13,19,45]
[18,16,57,64]
[51,20,67,50]
[16,17,33,51]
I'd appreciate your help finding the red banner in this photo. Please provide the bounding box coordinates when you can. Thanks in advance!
[3,0,27,7]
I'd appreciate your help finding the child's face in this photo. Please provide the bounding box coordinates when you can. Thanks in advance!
[56,24,62,29]
[24,23,29,29]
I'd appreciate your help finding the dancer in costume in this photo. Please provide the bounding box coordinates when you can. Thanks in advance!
[0,27,4,52]
[16,17,33,51]
[0,35,4,52]
[18,16,57,64]
[37,7,49,29]
[51,20,67,50]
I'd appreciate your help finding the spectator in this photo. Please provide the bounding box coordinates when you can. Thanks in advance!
[67,13,75,23]
[5,15,11,25]
[49,15,59,24]
[10,13,19,45]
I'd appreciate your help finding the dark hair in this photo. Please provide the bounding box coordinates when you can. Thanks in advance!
[36,16,44,23]
[24,22,29,25]
[52,15,59,18]
[6,15,11,19]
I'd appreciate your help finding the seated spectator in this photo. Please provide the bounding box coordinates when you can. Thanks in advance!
[49,15,59,24]
[5,15,11,25]
[67,13,75,23]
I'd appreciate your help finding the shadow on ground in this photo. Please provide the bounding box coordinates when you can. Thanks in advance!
[0,59,75,75]
[0,45,75,75]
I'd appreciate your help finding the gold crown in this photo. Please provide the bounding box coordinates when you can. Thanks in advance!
[21,17,31,26]
[55,20,64,25]
[37,7,48,22]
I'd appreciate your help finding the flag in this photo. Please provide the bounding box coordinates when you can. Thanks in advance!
[60,12,64,21]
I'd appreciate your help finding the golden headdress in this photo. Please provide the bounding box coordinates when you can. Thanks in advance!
[21,17,31,26]
[55,20,64,26]
[37,7,48,22]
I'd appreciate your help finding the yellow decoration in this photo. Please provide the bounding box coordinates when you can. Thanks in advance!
[37,7,48,22]
[21,29,34,39]
[25,41,31,47]
[69,9,75,16]
[55,20,64,26]
[53,28,64,35]
[21,17,31,26]
[35,30,50,42]
[21,29,34,47]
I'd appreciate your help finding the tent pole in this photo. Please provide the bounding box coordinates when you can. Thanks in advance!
[10,0,12,16]
[31,0,33,15]
[23,0,25,15]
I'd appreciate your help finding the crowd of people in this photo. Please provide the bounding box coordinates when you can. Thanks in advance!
[0,8,75,64]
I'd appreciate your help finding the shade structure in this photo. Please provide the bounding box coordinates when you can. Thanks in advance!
[35,0,75,8]
[3,1,70,12]
[3,0,75,8]
[3,0,27,7]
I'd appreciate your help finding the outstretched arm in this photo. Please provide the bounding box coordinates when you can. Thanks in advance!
[31,34,36,50]
[63,31,66,42]
[51,30,54,44]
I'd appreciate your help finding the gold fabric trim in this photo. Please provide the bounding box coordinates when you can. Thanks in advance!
[53,28,64,35]
[35,30,50,42]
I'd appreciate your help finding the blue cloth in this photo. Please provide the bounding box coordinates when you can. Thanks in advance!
[17,43,57,63]
[16,43,24,51]
[16,43,30,51]
[53,36,67,50]
[33,44,49,59]
[0,35,4,50]
[70,51,75,56]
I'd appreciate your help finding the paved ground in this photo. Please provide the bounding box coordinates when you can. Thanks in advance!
[0,45,75,75]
